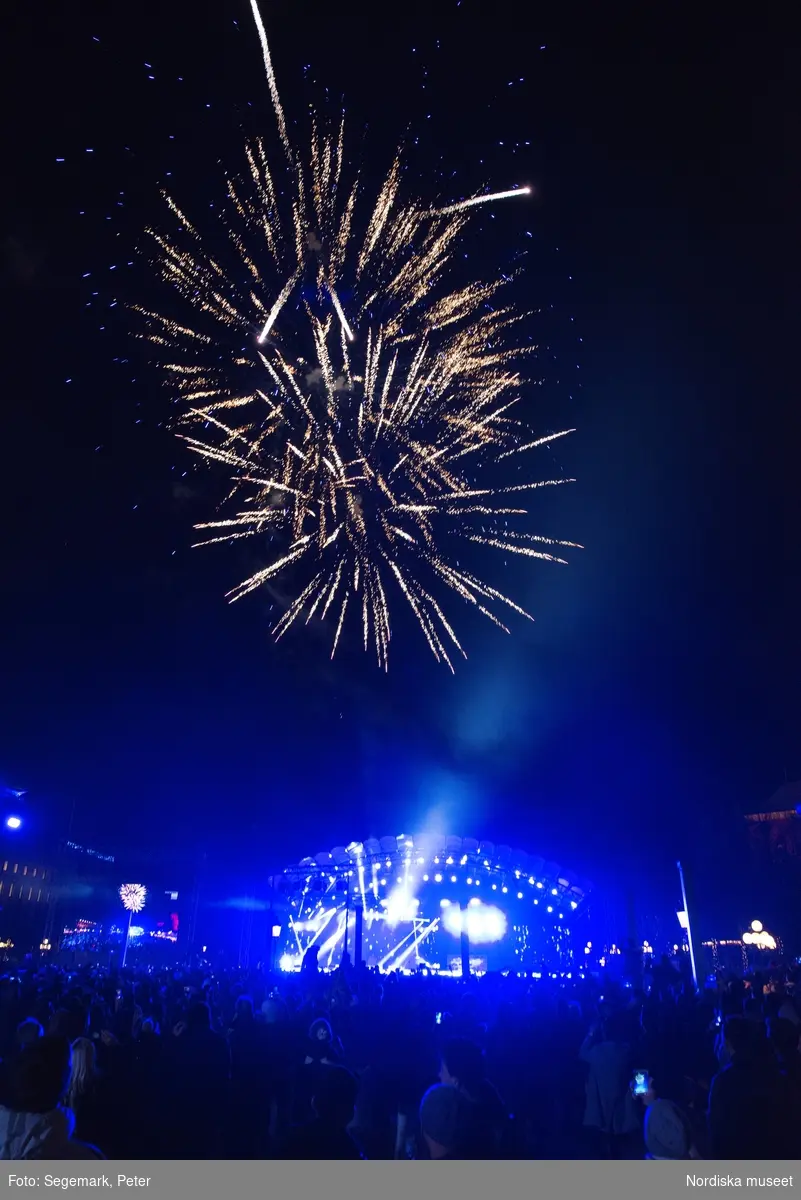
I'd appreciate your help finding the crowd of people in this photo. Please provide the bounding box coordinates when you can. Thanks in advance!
[0,951,799,1160]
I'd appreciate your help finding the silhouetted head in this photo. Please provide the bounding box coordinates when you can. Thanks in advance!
[10,1036,72,1114]
[186,1002,212,1031]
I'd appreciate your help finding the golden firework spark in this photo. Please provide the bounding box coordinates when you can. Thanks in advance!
[137,7,579,670]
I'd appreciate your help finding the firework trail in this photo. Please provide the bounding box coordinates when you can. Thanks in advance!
[137,4,578,670]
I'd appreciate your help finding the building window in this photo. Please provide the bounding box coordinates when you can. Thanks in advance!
[32,868,37,878]
[37,889,42,902]
[27,887,32,901]
[23,866,28,876]
[8,885,13,898]
[13,865,18,874]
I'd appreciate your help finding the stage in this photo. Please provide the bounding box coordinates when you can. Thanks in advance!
[268,833,591,975]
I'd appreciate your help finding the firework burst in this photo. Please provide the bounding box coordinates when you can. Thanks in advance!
[119,883,147,914]
[136,5,578,670]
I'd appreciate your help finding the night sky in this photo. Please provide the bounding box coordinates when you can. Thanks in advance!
[1,2,799,920]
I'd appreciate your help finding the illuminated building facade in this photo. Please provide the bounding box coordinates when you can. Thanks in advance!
[744,781,801,950]
[0,856,54,952]
[745,781,801,862]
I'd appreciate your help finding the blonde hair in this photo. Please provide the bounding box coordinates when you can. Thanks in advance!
[66,1037,97,1110]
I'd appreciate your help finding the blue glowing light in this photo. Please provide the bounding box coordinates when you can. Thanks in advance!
[5,817,21,830]
[442,902,507,944]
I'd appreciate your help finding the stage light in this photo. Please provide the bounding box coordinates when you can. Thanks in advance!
[442,901,506,944]
[423,874,429,881]
[547,906,553,913]
[434,873,443,883]
[502,886,508,894]
[446,856,454,865]
[271,925,282,938]
[279,952,298,972]
[434,857,440,864]
[450,875,457,883]
[491,884,497,890]
[380,878,387,886]
[536,882,543,889]
[440,898,451,908]
[570,901,578,909]
[417,857,424,865]
[534,899,539,905]
[383,884,419,926]
[467,877,473,885]
[5,817,21,830]
[551,888,558,895]
[517,892,523,899]
[528,877,535,885]
[751,920,763,933]
[468,897,480,907]
[483,859,489,866]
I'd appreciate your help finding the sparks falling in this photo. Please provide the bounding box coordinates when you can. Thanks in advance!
[137,6,578,670]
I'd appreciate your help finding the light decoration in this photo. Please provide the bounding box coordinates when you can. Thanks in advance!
[742,923,777,950]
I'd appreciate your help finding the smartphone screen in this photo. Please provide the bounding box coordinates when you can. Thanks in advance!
[633,1071,648,1096]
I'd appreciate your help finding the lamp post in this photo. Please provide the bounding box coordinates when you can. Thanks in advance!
[459,899,471,978]
[119,884,147,968]
[676,861,698,992]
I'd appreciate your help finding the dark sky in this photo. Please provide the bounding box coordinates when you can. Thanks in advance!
[1,2,799,917]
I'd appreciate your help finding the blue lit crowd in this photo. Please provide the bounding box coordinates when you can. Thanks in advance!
[0,952,800,1159]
